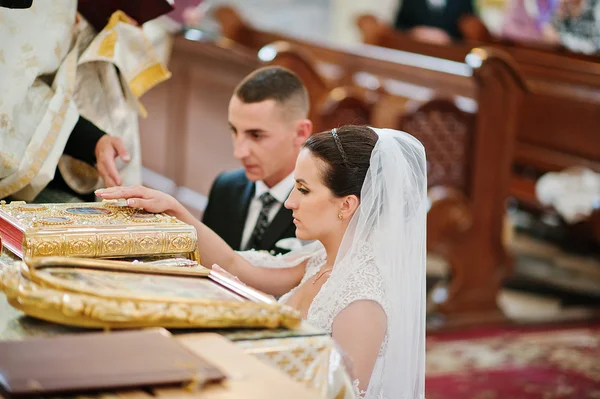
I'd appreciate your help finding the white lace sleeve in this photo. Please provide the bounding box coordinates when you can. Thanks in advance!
[307,253,389,336]
[236,250,304,269]
[237,241,324,269]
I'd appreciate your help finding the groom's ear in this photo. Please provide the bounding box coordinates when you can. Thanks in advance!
[340,195,360,218]
[293,119,312,146]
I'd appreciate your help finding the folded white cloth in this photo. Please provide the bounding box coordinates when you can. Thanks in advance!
[275,237,308,252]
[536,167,600,224]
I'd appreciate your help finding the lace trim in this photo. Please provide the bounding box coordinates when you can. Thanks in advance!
[352,379,368,398]
[237,249,315,269]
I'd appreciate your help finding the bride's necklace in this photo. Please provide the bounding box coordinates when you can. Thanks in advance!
[312,267,333,285]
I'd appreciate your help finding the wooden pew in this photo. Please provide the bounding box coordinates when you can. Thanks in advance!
[356,15,600,238]
[356,14,600,81]
[261,42,525,324]
[214,6,475,99]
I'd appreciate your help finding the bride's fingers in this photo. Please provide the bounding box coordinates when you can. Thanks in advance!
[125,198,159,212]
[95,187,124,199]
[96,186,150,200]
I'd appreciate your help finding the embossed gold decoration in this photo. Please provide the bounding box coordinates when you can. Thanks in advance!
[0,256,301,330]
[17,204,46,212]
[130,213,159,222]
[0,201,198,260]
[38,216,73,226]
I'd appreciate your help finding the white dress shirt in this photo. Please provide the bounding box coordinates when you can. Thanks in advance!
[240,173,296,250]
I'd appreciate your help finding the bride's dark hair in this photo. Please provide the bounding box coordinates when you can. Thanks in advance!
[303,125,378,199]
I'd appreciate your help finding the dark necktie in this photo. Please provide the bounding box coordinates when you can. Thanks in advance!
[246,192,277,250]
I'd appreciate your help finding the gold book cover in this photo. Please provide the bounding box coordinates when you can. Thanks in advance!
[0,200,198,260]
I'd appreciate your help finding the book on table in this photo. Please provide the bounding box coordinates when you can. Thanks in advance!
[0,328,225,398]
[0,200,198,260]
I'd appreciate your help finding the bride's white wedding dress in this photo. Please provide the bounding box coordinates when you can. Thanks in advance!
[239,242,389,398]
[239,128,427,399]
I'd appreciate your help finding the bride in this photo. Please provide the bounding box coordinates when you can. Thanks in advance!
[96,125,427,399]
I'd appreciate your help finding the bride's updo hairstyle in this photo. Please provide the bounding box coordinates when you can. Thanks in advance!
[302,125,378,199]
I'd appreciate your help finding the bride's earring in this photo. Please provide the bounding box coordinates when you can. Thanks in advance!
[338,212,343,220]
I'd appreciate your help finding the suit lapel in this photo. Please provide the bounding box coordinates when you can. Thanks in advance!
[259,203,294,251]
[232,180,255,249]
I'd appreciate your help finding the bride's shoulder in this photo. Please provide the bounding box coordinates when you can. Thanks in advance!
[346,243,381,279]
[348,258,385,290]
[335,256,387,304]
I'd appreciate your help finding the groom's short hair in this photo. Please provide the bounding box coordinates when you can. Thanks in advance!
[234,66,310,119]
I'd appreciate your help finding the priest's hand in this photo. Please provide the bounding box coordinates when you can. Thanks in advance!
[95,135,130,187]
[95,185,179,216]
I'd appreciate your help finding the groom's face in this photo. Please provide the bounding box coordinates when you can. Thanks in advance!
[228,95,307,187]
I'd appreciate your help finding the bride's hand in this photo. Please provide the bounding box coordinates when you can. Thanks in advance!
[95,185,179,215]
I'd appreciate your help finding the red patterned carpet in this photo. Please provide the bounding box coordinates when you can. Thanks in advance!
[425,324,600,399]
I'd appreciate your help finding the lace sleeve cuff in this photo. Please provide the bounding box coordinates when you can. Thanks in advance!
[236,249,314,269]
[353,379,367,398]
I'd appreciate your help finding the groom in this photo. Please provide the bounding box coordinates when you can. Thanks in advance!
[202,66,312,254]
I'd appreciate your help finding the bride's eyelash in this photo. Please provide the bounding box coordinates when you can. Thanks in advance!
[297,187,309,195]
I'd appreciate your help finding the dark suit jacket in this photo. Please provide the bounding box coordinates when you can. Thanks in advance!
[202,169,296,254]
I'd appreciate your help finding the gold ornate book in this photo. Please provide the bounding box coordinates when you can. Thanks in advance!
[0,200,198,260]
[0,256,301,330]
